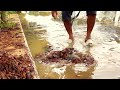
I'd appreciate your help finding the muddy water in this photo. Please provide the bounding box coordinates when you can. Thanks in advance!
[20,12,120,79]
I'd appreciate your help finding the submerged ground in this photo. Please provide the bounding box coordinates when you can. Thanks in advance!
[20,12,120,79]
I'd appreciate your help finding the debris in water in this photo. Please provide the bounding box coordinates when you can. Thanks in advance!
[37,48,95,66]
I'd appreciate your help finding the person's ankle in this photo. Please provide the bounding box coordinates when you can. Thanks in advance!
[69,37,74,42]
[85,36,91,42]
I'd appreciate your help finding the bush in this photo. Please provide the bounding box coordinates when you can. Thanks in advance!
[0,21,16,30]
[0,11,17,30]
[7,11,17,14]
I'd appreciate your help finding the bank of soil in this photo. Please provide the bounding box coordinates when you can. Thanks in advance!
[0,14,39,79]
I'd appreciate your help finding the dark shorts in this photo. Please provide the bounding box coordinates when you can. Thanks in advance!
[62,11,96,21]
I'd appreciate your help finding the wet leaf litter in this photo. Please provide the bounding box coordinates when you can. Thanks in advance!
[36,47,96,66]
[0,14,35,79]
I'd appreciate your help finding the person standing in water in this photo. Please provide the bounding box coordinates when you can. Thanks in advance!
[51,11,96,45]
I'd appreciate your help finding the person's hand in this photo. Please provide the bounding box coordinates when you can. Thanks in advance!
[51,11,58,19]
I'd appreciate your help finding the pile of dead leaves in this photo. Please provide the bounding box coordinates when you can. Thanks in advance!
[0,21,35,79]
[0,51,34,79]
[38,48,95,66]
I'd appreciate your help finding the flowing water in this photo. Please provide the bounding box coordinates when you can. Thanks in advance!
[20,11,120,79]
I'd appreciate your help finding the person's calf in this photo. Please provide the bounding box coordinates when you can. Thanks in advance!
[63,20,74,42]
[85,15,96,42]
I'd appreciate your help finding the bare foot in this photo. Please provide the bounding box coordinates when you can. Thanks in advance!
[69,37,74,43]
[67,40,74,48]
[84,38,93,48]
[85,36,91,42]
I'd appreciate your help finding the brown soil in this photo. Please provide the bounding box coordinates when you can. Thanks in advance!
[0,14,35,79]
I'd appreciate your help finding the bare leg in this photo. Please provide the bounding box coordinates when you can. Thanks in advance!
[85,15,96,42]
[63,20,74,42]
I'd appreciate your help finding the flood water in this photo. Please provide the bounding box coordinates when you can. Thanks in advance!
[20,11,120,79]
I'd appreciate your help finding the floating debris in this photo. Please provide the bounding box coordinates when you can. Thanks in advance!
[38,48,95,66]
